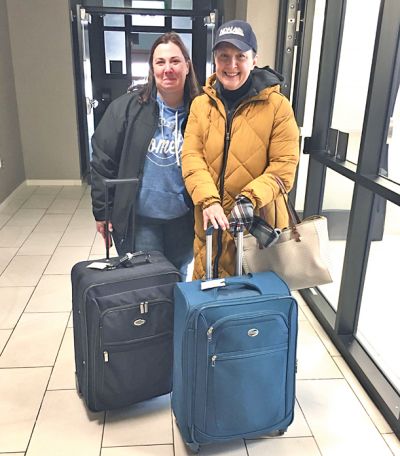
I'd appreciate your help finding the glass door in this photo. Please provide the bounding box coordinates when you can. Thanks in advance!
[296,0,400,438]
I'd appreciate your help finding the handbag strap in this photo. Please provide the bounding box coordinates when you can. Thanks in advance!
[274,176,301,224]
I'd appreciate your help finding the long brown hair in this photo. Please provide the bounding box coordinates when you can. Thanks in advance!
[138,32,200,104]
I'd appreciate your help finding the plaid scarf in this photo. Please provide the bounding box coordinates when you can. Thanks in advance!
[229,196,254,231]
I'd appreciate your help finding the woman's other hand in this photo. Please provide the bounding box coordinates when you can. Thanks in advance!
[202,203,230,231]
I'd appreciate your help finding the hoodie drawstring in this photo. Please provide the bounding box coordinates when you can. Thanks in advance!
[159,98,181,168]
[161,102,164,139]
[174,110,180,167]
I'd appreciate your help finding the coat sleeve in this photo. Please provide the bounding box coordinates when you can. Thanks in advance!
[181,96,221,210]
[90,97,129,221]
[240,94,299,208]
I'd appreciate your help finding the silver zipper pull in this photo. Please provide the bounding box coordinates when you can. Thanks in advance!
[211,355,217,367]
[103,351,109,363]
[140,301,149,314]
[207,327,213,341]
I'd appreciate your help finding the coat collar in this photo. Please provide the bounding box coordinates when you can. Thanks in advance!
[203,66,283,104]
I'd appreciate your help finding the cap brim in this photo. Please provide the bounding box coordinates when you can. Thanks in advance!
[212,38,252,52]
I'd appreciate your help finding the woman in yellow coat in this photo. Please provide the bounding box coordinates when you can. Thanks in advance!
[182,20,299,279]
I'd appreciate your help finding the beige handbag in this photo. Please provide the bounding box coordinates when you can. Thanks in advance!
[241,177,333,290]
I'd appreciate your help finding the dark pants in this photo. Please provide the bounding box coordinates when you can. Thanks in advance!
[112,211,194,281]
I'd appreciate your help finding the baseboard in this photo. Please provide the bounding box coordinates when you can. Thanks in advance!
[25,179,84,186]
[0,181,28,210]
[0,179,86,208]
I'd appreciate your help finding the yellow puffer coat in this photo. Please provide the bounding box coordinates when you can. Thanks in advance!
[182,68,299,279]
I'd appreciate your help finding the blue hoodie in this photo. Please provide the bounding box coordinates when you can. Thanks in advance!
[136,97,190,220]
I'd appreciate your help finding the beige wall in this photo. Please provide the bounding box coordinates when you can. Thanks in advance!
[0,0,25,202]
[235,0,248,21]
[247,0,279,67]
[221,0,279,67]
[6,0,81,181]
[222,0,247,22]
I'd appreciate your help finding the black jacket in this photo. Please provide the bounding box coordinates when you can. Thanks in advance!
[91,89,194,238]
[91,90,161,237]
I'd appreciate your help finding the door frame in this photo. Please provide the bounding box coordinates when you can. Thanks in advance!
[70,1,217,180]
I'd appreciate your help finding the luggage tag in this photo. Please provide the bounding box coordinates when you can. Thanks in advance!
[86,261,112,270]
[201,278,226,290]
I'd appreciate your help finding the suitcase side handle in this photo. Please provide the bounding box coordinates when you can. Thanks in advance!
[205,225,244,280]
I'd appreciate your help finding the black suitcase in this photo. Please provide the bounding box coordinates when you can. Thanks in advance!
[72,178,181,412]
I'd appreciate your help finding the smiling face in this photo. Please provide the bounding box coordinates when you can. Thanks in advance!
[152,41,189,100]
[214,43,257,91]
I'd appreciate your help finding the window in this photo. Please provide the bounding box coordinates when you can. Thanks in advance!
[318,170,354,309]
[103,0,125,26]
[131,1,165,26]
[330,0,380,164]
[104,31,127,74]
[357,199,400,392]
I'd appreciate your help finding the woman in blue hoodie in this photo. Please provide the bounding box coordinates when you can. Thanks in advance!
[90,32,200,280]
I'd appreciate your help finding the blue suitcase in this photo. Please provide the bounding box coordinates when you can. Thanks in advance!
[172,227,298,452]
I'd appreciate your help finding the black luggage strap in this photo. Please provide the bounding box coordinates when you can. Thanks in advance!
[104,250,152,270]
[104,177,139,260]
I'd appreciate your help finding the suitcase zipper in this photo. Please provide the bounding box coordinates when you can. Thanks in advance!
[140,301,149,314]
[207,310,288,343]
[195,294,292,330]
[210,343,288,367]
[100,298,170,320]
[83,272,179,307]
[101,330,172,363]
[99,298,172,358]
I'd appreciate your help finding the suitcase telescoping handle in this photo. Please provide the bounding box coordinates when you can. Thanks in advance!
[103,177,139,260]
[205,225,244,280]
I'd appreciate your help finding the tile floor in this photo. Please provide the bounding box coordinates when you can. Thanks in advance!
[0,183,399,456]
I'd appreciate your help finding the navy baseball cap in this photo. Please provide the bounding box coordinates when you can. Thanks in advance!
[213,20,258,53]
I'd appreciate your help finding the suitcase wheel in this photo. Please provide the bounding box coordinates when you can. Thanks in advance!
[186,442,200,453]
[266,428,287,437]
[75,373,82,397]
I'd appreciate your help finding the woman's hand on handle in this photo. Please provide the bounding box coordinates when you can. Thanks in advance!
[96,221,113,248]
[202,203,230,231]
